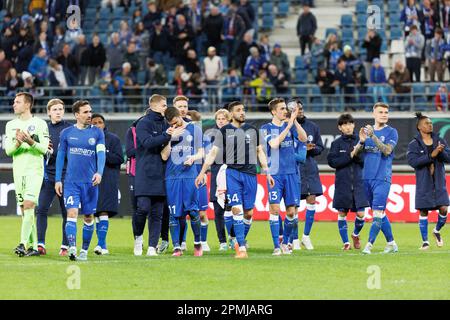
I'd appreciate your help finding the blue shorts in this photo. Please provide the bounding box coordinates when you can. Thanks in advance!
[63,182,99,215]
[226,168,257,210]
[268,174,300,207]
[364,179,391,211]
[336,208,366,213]
[198,183,209,211]
[166,178,199,217]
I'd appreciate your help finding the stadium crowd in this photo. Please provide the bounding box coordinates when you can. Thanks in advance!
[1,0,450,112]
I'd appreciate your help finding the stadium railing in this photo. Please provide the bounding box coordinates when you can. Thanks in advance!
[0,83,443,114]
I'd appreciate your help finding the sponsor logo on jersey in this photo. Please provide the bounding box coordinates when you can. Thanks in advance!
[69,147,96,156]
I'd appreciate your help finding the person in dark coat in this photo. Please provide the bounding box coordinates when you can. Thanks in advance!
[327,114,369,251]
[296,4,317,55]
[202,6,224,55]
[407,112,450,250]
[294,98,324,250]
[92,114,124,255]
[36,99,72,256]
[134,94,177,256]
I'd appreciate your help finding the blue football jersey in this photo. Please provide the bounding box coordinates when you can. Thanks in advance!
[363,125,398,182]
[166,123,203,180]
[57,125,105,183]
[261,122,297,175]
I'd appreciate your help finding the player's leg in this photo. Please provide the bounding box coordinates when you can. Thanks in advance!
[372,181,397,253]
[213,201,228,251]
[179,217,188,251]
[362,180,377,254]
[223,203,235,246]
[129,176,142,253]
[351,209,366,249]
[282,206,297,254]
[147,196,165,256]
[169,214,182,256]
[78,183,99,261]
[167,180,182,255]
[283,174,300,253]
[419,210,430,250]
[183,179,202,256]
[65,208,79,261]
[21,175,43,257]
[157,202,170,254]
[433,206,447,247]
[278,215,284,246]
[338,210,350,250]
[58,190,69,256]
[227,170,247,258]
[135,195,151,249]
[242,173,258,243]
[302,195,316,250]
[199,184,210,251]
[95,212,109,255]
[268,175,282,255]
[13,177,29,256]
[35,179,56,255]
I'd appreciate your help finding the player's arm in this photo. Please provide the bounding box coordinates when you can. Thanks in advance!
[257,145,275,188]
[185,148,205,166]
[195,146,218,188]
[136,118,171,150]
[93,130,106,186]
[161,142,171,161]
[327,141,353,169]
[407,140,433,169]
[28,121,50,155]
[55,131,68,196]
[366,125,397,157]
[293,117,307,143]
[436,138,450,163]
[185,126,205,166]
[106,135,125,166]
[352,128,368,157]
[294,140,307,164]
[4,124,22,156]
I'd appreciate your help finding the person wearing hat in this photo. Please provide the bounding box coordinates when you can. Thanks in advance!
[370,58,388,105]
[270,43,291,79]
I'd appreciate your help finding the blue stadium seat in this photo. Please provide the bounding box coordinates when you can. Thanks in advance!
[412,83,426,95]
[342,28,353,40]
[295,85,309,96]
[356,1,368,14]
[390,12,401,26]
[357,28,367,41]
[294,56,306,70]
[371,0,384,9]
[97,19,110,31]
[262,2,274,15]
[99,8,111,21]
[85,8,97,20]
[277,1,290,17]
[341,14,353,27]
[387,2,400,13]
[262,15,274,30]
[113,7,126,20]
[295,70,309,83]
[390,27,403,40]
[325,28,338,39]
[356,14,367,27]
[83,19,96,30]
[310,86,323,112]
[137,71,147,85]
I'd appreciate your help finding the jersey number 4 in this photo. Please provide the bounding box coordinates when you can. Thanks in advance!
[64,196,75,206]
[227,194,239,203]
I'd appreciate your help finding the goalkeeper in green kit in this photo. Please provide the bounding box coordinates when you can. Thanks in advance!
[4,93,49,257]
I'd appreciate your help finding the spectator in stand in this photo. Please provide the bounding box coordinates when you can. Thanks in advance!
[370,58,388,104]
[149,20,172,71]
[185,73,204,105]
[131,7,143,28]
[334,58,354,111]
[0,49,13,86]
[65,16,83,50]
[119,20,133,46]
[143,1,162,33]
[106,33,125,77]
[222,67,241,102]
[28,48,48,84]
[85,34,107,85]
[441,0,450,35]
[123,41,140,79]
[173,14,195,65]
[388,60,412,111]
[4,0,25,17]
[73,34,88,85]
[362,28,382,78]
[401,0,422,33]
[435,83,450,111]
[236,31,257,74]
[223,6,246,69]
[52,25,66,58]
[270,43,291,80]
[405,25,425,82]
[203,6,224,55]
[21,70,44,98]
[184,48,201,75]
[15,27,35,60]
[341,45,362,74]
[165,5,178,36]
[34,31,50,55]
[1,27,17,60]
[267,64,289,96]
[230,2,251,34]
[258,34,271,62]
[244,46,268,79]
[57,43,79,84]
[239,0,256,32]
[309,36,325,69]
[186,0,205,54]
[219,0,231,16]
[325,39,342,71]
[172,64,190,96]
[145,59,167,88]
[426,28,446,82]
[419,0,439,42]
[5,68,24,97]
[203,46,223,105]
[296,4,317,55]
[250,69,272,110]
[133,22,150,70]
[316,67,338,111]
[48,58,76,101]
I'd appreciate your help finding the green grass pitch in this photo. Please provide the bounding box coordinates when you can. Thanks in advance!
[0,216,449,300]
